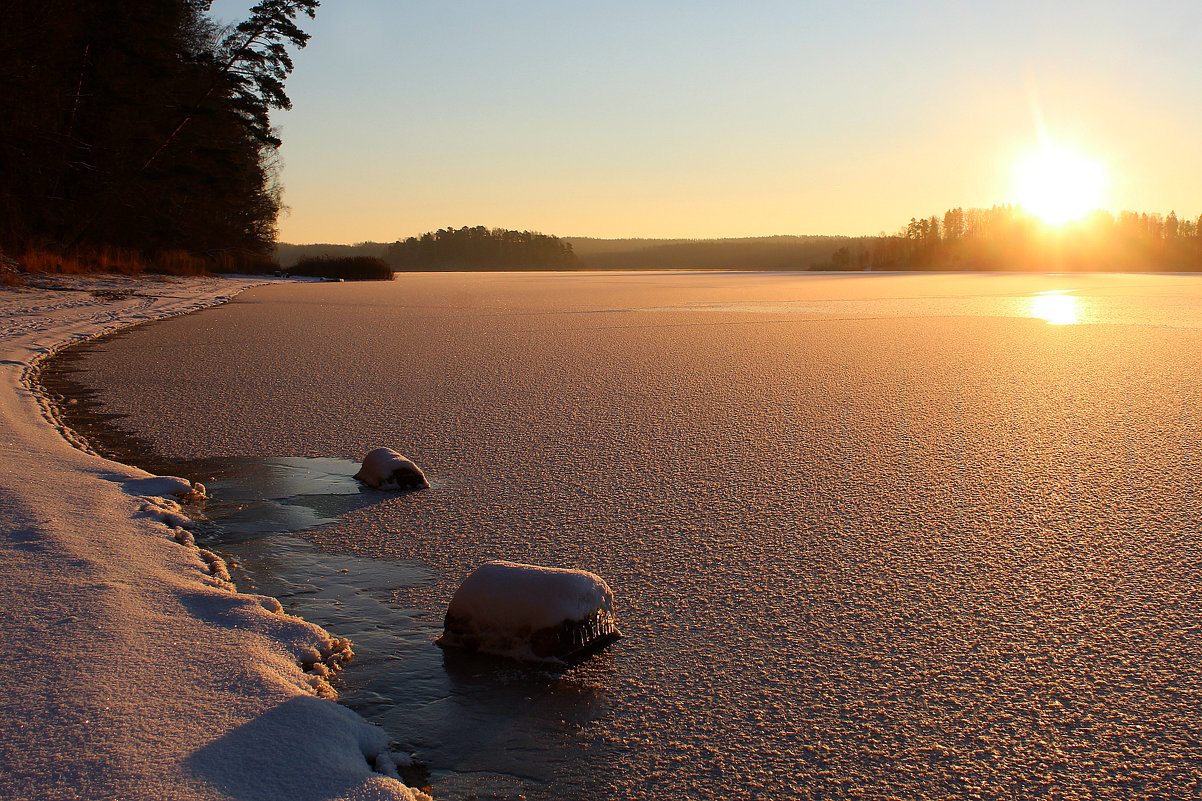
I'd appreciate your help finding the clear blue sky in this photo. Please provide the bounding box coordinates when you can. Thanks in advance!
[208,0,1202,243]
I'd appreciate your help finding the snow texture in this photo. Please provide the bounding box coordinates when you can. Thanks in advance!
[0,275,429,801]
[438,560,619,663]
[354,448,429,490]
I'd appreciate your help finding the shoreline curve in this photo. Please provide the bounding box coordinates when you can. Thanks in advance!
[0,274,430,801]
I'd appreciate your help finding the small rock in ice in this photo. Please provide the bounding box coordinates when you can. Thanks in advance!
[437,560,620,663]
[125,475,206,500]
[353,448,429,490]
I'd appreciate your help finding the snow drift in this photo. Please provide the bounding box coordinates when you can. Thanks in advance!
[438,560,620,663]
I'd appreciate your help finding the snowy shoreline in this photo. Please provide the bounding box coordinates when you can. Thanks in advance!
[0,275,428,800]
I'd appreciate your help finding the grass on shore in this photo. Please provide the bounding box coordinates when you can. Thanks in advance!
[2,247,279,284]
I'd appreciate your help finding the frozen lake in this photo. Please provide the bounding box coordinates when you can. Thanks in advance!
[54,272,1202,799]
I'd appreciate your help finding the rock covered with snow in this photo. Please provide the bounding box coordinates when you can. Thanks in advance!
[437,560,620,663]
[353,448,429,490]
[124,475,207,500]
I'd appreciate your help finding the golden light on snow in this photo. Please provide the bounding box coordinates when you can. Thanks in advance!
[1013,145,1106,226]
[1029,291,1081,325]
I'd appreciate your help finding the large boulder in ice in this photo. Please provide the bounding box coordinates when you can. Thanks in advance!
[353,448,429,490]
[437,561,620,663]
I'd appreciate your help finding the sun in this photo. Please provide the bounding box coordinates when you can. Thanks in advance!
[1013,145,1106,226]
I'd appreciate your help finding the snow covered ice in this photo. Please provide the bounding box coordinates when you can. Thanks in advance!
[33,271,1202,800]
[354,447,429,490]
[438,560,620,663]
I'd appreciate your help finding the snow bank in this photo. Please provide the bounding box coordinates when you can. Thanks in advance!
[0,275,428,800]
[438,560,620,663]
[354,448,429,490]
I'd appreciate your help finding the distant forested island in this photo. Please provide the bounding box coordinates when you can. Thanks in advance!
[278,208,1202,274]
[388,226,578,270]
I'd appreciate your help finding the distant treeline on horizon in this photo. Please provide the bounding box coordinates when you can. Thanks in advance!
[274,228,850,272]
[276,207,1202,273]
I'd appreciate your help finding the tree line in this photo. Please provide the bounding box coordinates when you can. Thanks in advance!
[386,226,579,270]
[827,206,1202,272]
[572,235,850,270]
[276,208,1202,274]
[0,0,318,269]
[280,233,875,271]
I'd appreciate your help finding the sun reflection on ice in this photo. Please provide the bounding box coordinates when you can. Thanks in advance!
[1029,291,1080,325]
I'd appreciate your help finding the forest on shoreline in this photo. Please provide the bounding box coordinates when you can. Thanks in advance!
[843,205,1202,272]
[278,206,1202,274]
[1,1,318,277]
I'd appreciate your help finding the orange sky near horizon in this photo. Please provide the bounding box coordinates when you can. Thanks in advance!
[207,0,1202,244]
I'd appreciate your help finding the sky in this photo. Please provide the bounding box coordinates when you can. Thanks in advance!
[208,0,1202,244]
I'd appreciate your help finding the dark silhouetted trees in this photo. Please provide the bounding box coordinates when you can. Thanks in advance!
[569,235,851,270]
[386,226,579,270]
[824,206,1202,271]
[0,0,317,264]
[289,255,393,280]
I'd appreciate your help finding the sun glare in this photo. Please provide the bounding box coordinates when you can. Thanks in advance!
[1014,146,1105,226]
[1029,291,1081,325]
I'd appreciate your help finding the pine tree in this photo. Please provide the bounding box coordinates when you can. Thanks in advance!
[0,0,318,260]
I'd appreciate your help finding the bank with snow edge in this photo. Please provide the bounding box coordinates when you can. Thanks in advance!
[0,275,429,801]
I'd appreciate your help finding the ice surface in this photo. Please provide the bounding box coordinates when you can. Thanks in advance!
[438,560,619,662]
[354,448,429,490]
[0,275,428,801]
[48,271,1202,800]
